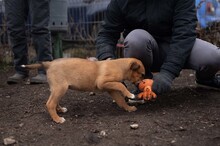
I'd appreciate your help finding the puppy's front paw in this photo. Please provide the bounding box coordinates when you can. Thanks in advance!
[126,106,137,112]
[59,117,66,123]
[60,107,68,113]
[127,94,135,99]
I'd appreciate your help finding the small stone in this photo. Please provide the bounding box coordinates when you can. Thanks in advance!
[3,136,16,145]
[19,123,24,127]
[5,96,10,98]
[99,130,107,137]
[179,126,187,131]
[171,139,176,144]
[130,123,139,129]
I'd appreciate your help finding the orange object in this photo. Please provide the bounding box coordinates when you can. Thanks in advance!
[137,79,157,100]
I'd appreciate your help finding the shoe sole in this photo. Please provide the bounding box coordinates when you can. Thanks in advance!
[7,78,28,85]
[195,82,220,91]
[30,80,47,84]
[127,99,146,105]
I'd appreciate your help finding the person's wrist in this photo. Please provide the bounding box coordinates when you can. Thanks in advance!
[159,70,175,80]
[152,70,175,95]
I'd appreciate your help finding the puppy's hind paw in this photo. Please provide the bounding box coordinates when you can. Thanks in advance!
[126,106,137,112]
[58,117,66,124]
[57,107,68,113]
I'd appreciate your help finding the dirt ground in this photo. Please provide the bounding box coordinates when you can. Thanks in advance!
[0,67,219,146]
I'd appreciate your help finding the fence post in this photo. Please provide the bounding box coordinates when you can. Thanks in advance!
[52,33,63,58]
[49,0,68,59]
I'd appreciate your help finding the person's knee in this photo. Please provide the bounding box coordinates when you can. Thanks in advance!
[189,39,220,70]
[124,29,154,50]
[124,30,157,68]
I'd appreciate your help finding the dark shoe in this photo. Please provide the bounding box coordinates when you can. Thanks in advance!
[196,74,220,90]
[30,74,47,84]
[7,73,28,84]
[127,87,146,105]
[127,98,146,105]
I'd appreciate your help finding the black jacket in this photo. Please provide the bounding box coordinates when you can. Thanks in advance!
[96,0,197,77]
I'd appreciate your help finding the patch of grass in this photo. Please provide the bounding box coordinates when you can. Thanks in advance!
[0,62,11,72]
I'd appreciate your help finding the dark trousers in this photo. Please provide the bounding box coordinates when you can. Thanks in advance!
[124,29,220,79]
[5,0,53,75]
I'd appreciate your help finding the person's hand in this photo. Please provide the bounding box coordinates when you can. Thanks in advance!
[152,71,175,95]
[106,58,113,60]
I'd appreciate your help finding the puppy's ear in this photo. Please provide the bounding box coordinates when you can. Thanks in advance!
[130,61,140,71]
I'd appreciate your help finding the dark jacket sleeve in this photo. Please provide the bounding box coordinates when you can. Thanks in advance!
[160,0,197,77]
[95,0,124,60]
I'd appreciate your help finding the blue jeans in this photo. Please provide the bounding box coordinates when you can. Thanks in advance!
[124,29,220,79]
[5,0,53,75]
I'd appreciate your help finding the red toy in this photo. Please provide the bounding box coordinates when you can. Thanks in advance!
[137,79,157,100]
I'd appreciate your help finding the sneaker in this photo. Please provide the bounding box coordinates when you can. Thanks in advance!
[196,74,220,90]
[30,74,47,84]
[7,73,28,84]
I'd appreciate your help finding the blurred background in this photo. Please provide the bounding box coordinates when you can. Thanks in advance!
[0,0,220,64]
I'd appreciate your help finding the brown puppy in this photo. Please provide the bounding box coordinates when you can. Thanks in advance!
[22,58,145,123]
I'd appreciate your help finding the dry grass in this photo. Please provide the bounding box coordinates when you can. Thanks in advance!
[197,22,220,46]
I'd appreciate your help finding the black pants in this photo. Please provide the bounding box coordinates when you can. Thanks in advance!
[124,29,220,79]
[5,0,53,75]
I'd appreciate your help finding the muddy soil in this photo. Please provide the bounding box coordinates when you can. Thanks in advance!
[0,67,219,146]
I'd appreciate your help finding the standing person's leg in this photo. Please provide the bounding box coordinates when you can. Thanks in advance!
[123,29,160,79]
[185,38,220,88]
[5,0,29,84]
[29,0,53,83]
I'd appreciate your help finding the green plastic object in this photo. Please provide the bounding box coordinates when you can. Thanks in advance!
[52,33,63,59]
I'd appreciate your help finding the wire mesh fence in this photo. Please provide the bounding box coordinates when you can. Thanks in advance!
[0,0,110,63]
[65,0,108,42]
[0,0,220,64]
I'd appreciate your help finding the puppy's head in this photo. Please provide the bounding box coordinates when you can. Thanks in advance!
[128,59,145,85]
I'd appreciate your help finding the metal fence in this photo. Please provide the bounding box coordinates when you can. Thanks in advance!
[0,0,110,62]
[65,0,109,43]
[0,0,109,43]
[0,0,7,45]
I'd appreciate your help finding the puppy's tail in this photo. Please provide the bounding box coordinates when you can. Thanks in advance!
[21,61,51,70]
